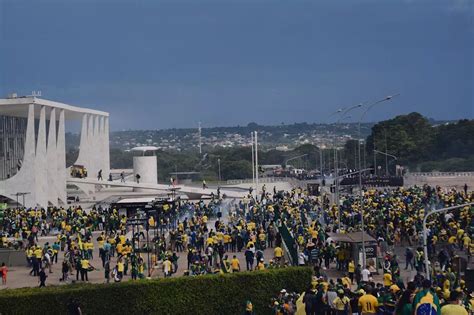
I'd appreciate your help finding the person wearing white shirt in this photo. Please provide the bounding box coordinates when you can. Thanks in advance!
[361,267,371,282]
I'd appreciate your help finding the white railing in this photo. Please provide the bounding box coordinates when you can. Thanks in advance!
[226,177,288,185]
[407,172,474,177]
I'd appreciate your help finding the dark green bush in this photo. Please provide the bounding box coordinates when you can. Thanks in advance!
[0,267,312,315]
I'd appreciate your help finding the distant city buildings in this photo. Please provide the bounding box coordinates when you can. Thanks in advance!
[106,123,373,152]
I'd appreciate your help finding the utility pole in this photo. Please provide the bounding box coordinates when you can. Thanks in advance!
[373,147,377,176]
[255,131,259,198]
[217,158,221,187]
[251,132,255,194]
[198,121,202,155]
[384,129,388,175]
[358,94,399,267]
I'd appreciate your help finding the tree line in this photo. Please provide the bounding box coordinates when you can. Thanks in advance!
[66,112,473,181]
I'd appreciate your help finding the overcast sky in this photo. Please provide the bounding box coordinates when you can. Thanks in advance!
[1,0,472,130]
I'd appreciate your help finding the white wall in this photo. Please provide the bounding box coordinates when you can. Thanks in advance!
[133,156,157,192]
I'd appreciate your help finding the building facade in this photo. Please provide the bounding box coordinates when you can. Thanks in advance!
[0,96,109,207]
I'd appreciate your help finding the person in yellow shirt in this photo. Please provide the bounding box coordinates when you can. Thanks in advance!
[117,258,124,279]
[256,258,265,270]
[462,234,471,250]
[224,234,231,251]
[274,246,283,264]
[162,257,172,277]
[116,242,123,256]
[383,272,392,287]
[440,291,468,315]
[358,287,378,314]
[80,257,93,281]
[206,237,214,246]
[348,260,355,283]
[333,290,352,314]
[119,233,126,245]
[448,235,457,245]
[258,232,266,248]
[231,255,240,272]
[341,274,352,289]
[86,240,94,259]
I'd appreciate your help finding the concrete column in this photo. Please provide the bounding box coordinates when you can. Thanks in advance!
[57,109,66,204]
[87,114,95,177]
[23,105,36,174]
[93,115,100,177]
[99,116,106,176]
[47,108,58,206]
[35,106,48,207]
[104,116,110,174]
[76,113,89,170]
[23,104,37,207]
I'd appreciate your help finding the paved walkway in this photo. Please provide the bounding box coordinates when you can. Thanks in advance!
[1,225,276,290]
[1,236,419,290]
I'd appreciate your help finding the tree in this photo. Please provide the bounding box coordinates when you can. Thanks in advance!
[220,160,253,180]
[342,140,359,170]
[365,112,435,166]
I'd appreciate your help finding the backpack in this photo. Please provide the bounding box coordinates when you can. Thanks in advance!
[415,292,438,315]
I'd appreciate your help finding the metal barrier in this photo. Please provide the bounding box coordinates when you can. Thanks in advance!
[274,206,298,266]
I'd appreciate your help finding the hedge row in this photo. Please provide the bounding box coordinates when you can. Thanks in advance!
[0,267,312,315]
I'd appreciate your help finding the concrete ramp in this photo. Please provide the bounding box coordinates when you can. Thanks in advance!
[66,177,247,199]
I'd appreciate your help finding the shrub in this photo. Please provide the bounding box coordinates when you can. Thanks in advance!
[0,267,312,315]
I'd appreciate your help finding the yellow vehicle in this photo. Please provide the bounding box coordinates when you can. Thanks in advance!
[70,165,88,178]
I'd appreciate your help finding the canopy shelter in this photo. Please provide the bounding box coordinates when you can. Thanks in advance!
[328,232,379,269]
[328,231,377,243]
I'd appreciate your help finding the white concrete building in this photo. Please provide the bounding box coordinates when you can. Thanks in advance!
[0,96,109,207]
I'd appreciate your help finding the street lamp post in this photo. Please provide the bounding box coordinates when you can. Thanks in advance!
[373,150,397,175]
[334,105,361,231]
[358,94,399,266]
[423,202,474,279]
[217,158,221,187]
[313,147,323,178]
[254,131,259,198]
[384,128,389,175]
[284,154,308,168]
[251,132,255,194]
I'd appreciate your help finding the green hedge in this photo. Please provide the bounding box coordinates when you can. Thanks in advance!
[0,267,312,315]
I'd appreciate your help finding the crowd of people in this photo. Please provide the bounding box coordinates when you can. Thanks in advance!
[272,275,474,315]
[0,196,289,286]
[0,182,473,314]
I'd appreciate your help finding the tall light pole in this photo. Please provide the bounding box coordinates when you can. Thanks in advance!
[198,121,202,155]
[313,147,323,177]
[384,128,388,175]
[373,150,397,175]
[285,154,308,168]
[251,132,255,194]
[254,131,259,198]
[323,109,341,176]
[423,202,474,279]
[217,158,221,187]
[358,94,399,266]
[334,104,361,231]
